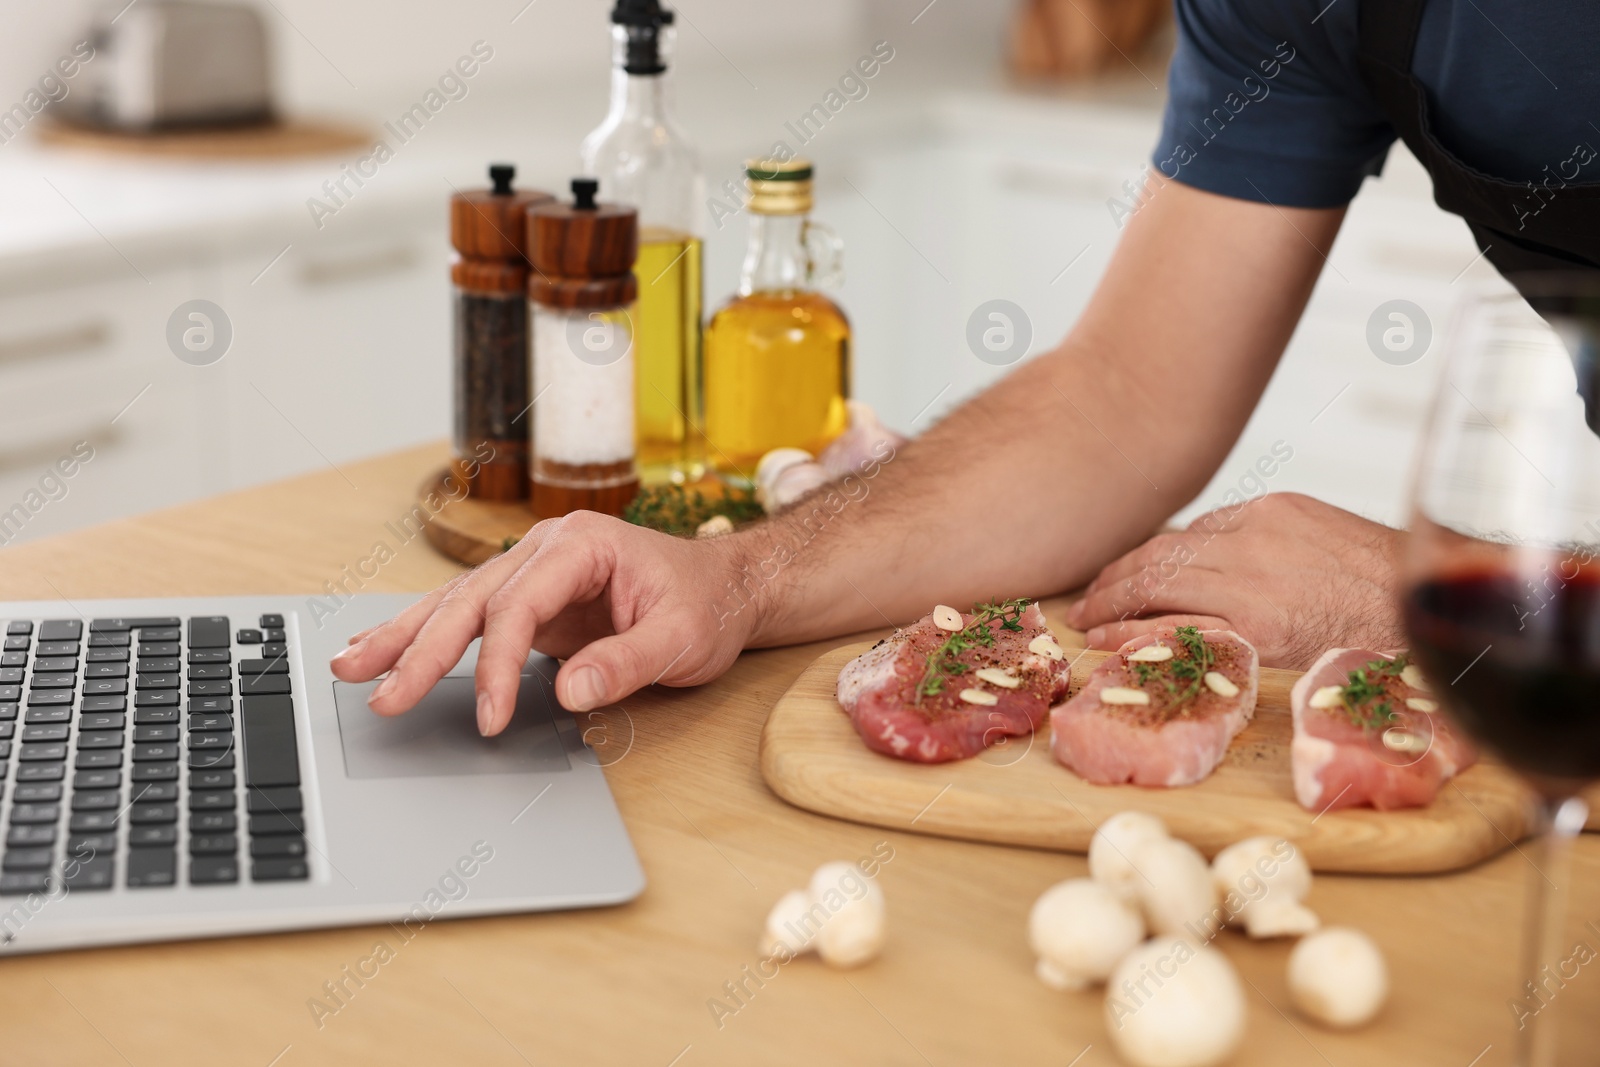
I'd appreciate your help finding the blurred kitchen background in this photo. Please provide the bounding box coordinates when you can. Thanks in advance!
[0,0,1506,546]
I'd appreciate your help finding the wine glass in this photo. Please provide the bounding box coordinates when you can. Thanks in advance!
[1403,275,1600,1067]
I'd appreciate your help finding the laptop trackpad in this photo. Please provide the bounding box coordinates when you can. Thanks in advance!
[333,674,572,779]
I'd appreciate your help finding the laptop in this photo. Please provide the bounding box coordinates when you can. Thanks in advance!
[0,593,645,955]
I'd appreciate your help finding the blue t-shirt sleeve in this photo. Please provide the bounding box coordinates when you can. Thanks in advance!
[1155,0,1398,208]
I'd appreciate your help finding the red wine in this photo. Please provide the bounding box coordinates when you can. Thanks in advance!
[1405,566,1600,783]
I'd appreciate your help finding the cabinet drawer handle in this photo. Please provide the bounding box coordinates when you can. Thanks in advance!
[298,247,419,287]
[0,321,111,367]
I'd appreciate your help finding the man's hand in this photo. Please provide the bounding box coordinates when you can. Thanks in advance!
[1064,493,1405,669]
[329,512,758,736]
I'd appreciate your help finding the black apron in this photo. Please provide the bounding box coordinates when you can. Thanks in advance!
[1357,0,1600,280]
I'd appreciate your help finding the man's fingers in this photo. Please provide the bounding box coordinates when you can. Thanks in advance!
[1067,533,1212,626]
[1070,560,1240,632]
[472,537,612,735]
[554,619,701,713]
[329,574,467,682]
[1083,614,1232,650]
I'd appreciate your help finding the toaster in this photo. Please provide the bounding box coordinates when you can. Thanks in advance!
[59,0,274,130]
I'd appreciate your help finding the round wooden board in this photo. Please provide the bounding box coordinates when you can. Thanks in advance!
[761,641,1551,874]
[418,469,537,567]
[36,118,372,160]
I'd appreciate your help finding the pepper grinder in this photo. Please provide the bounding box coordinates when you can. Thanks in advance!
[527,178,641,518]
[449,163,552,500]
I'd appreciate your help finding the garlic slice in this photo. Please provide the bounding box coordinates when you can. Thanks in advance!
[975,667,1021,689]
[1100,687,1151,707]
[1400,664,1429,691]
[1028,634,1065,661]
[1203,671,1239,698]
[1127,644,1174,663]
[959,688,999,706]
[1405,697,1438,713]
[933,605,964,632]
[1382,728,1427,754]
[1308,685,1344,709]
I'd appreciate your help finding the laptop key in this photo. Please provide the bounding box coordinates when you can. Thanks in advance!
[86,648,130,663]
[137,658,179,674]
[24,707,69,723]
[133,782,178,803]
[83,679,126,696]
[240,675,290,696]
[236,629,262,644]
[131,762,178,782]
[190,856,239,884]
[188,751,235,771]
[31,657,78,673]
[88,633,130,648]
[16,764,65,782]
[134,691,179,707]
[252,858,310,882]
[188,733,231,750]
[130,804,178,824]
[140,627,180,642]
[3,848,54,870]
[38,620,82,642]
[241,695,299,787]
[20,743,67,761]
[126,848,176,887]
[0,668,19,685]
[133,743,178,761]
[25,691,71,706]
[70,792,119,812]
[80,713,126,731]
[187,650,230,665]
[190,770,234,790]
[20,724,68,742]
[80,695,127,713]
[10,803,61,824]
[36,641,80,657]
[259,614,284,628]
[84,662,128,679]
[74,770,121,789]
[2,637,27,651]
[262,628,286,643]
[192,812,237,833]
[90,617,180,632]
[136,642,178,657]
[6,825,56,848]
[16,782,63,802]
[129,825,179,847]
[68,812,118,833]
[75,751,122,770]
[63,856,114,890]
[68,833,116,854]
[135,674,179,690]
[78,732,124,750]
[188,791,235,811]
[5,621,31,635]
[0,872,49,894]
[134,708,180,724]
[247,787,303,814]
[249,813,304,836]
[188,681,233,697]
[189,714,230,732]
[133,725,178,743]
[188,617,231,650]
[28,675,77,690]
[188,664,231,681]
[250,836,306,859]
[239,659,290,675]
[261,643,287,658]
[190,834,238,856]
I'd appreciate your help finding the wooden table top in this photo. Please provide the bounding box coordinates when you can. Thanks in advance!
[0,442,1590,1067]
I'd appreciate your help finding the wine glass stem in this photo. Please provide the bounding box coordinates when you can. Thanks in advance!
[1518,795,1589,1067]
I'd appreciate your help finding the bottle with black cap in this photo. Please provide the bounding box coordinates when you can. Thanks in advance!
[580,0,705,487]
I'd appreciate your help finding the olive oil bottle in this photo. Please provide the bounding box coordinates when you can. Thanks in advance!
[581,0,706,484]
[704,159,850,481]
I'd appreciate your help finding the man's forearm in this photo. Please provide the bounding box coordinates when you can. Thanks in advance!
[725,182,1343,649]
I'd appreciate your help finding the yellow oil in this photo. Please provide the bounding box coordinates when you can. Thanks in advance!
[703,289,851,480]
[633,228,704,485]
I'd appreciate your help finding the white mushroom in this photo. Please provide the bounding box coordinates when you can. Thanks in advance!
[759,888,818,956]
[1089,811,1171,904]
[1210,837,1318,939]
[1104,936,1247,1067]
[1028,878,1146,991]
[808,861,887,967]
[1287,927,1388,1029]
[759,862,887,968]
[1128,836,1219,938]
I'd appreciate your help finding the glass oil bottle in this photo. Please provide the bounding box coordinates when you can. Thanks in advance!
[703,158,850,482]
[581,0,705,485]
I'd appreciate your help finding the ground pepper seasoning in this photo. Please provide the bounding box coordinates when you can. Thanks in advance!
[450,164,552,499]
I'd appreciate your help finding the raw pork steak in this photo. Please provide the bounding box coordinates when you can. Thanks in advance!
[1050,628,1259,788]
[1290,648,1476,812]
[836,601,1071,763]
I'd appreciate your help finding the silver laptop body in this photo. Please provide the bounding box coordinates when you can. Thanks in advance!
[0,593,645,955]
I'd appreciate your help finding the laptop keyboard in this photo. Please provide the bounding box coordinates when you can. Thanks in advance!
[0,614,310,894]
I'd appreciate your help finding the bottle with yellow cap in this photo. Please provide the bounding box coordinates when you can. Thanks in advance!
[703,158,851,482]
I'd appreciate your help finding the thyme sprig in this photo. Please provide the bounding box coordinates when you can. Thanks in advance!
[1147,625,1216,711]
[1338,653,1409,730]
[915,597,1032,702]
[622,484,764,537]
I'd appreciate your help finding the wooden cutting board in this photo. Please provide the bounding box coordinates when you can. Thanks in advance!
[760,641,1551,874]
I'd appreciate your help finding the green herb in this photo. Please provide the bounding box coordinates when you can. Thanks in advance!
[1142,625,1215,712]
[501,536,521,552]
[1337,654,1408,730]
[1131,662,1158,686]
[622,484,764,537]
[916,598,1032,703]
